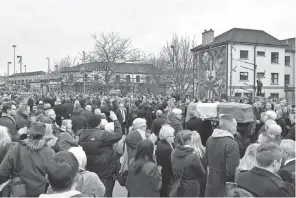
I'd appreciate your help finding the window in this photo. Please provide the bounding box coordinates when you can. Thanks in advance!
[136,75,140,83]
[285,56,290,66]
[146,76,151,83]
[244,93,253,98]
[257,51,265,56]
[235,93,242,97]
[270,93,279,99]
[257,72,265,78]
[271,73,279,84]
[271,52,279,63]
[126,75,130,83]
[285,75,290,85]
[240,50,249,59]
[240,72,249,81]
[116,75,120,83]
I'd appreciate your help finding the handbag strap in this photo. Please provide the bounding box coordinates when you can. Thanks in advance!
[172,154,190,180]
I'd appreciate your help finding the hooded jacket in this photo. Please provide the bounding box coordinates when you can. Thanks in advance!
[70,109,87,134]
[0,139,55,197]
[205,129,240,197]
[171,146,206,197]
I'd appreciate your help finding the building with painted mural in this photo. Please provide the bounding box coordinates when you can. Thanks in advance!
[192,28,295,103]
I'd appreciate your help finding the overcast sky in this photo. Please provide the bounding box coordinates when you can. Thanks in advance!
[1,0,295,76]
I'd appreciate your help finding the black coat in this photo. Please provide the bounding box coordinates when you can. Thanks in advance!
[276,117,287,137]
[53,104,66,118]
[171,146,206,197]
[71,114,87,134]
[78,121,122,179]
[285,124,295,140]
[278,159,295,186]
[155,140,174,197]
[63,102,74,118]
[205,129,240,197]
[237,167,295,197]
[151,117,166,137]
[186,117,212,146]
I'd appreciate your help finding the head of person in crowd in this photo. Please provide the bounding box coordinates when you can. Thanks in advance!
[133,118,147,132]
[261,110,277,125]
[39,101,44,105]
[175,130,195,148]
[61,119,73,133]
[190,131,206,158]
[87,114,101,129]
[282,106,289,114]
[47,151,79,194]
[45,109,56,121]
[256,142,282,174]
[27,122,47,141]
[119,103,125,110]
[280,99,287,108]
[17,104,30,117]
[85,105,92,112]
[266,124,282,145]
[255,101,262,110]
[55,98,61,106]
[44,103,51,110]
[0,126,11,149]
[275,103,281,111]
[72,106,82,116]
[94,108,101,115]
[159,124,175,145]
[276,109,284,119]
[68,147,87,171]
[98,113,106,120]
[155,110,163,118]
[74,100,81,108]
[289,113,295,125]
[257,131,276,144]
[218,114,237,135]
[133,139,155,175]
[32,105,38,112]
[186,102,199,121]
[237,143,260,171]
[265,102,272,111]
[280,139,295,164]
[2,102,17,117]
[105,122,114,133]
[224,187,254,197]
[34,109,44,117]
[172,108,182,120]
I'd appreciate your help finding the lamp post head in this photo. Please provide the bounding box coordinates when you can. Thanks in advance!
[170,45,174,49]
[8,62,12,64]
[12,45,17,48]
[17,55,22,58]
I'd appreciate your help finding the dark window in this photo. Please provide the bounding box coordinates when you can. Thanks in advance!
[235,93,242,97]
[136,75,140,83]
[271,73,279,84]
[257,51,265,56]
[94,74,99,81]
[285,56,290,66]
[285,75,290,85]
[244,93,253,98]
[240,72,249,81]
[126,75,130,83]
[257,72,265,78]
[271,52,279,63]
[84,74,88,81]
[270,93,279,99]
[146,76,151,83]
[240,50,249,59]
[116,75,120,83]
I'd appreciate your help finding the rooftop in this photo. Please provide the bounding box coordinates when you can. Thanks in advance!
[281,38,295,51]
[58,62,158,74]
[9,71,46,77]
[192,28,288,52]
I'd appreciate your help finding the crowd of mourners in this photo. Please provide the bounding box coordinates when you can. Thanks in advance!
[0,91,294,197]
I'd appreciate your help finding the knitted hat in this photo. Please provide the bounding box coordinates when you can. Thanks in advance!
[87,114,101,129]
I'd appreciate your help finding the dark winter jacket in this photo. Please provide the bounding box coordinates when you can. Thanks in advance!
[126,159,162,197]
[71,110,87,134]
[0,139,55,197]
[285,124,295,141]
[78,120,122,179]
[278,159,295,186]
[80,110,92,119]
[0,113,17,142]
[63,102,74,118]
[0,142,15,164]
[186,117,213,146]
[53,104,66,119]
[155,139,174,197]
[237,167,295,197]
[15,112,30,131]
[205,129,240,197]
[276,117,287,137]
[151,117,166,137]
[171,146,206,197]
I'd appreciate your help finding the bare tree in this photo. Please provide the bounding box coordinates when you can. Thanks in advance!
[155,34,197,96]
[88,32,145,90]
[53,55,78,70]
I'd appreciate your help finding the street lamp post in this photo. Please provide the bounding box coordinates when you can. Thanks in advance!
[46,57,50,93]
[83,51,86,93]
[24,65,27,73]
[17,55,22,73]
[7,62,11,77]
[12,45,17,74]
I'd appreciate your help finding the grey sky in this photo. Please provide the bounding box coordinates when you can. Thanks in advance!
[1,0,295,76]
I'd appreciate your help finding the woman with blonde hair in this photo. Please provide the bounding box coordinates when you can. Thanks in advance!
[234,143,260,182]
[0,126,14,164]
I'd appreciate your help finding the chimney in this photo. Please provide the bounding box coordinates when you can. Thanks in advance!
[202,29,214,45]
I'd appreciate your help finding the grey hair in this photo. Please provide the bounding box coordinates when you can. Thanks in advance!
[280,139,295,158]
[159,125,175,140]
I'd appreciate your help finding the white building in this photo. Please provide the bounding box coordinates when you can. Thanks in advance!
[192,28,295,103]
